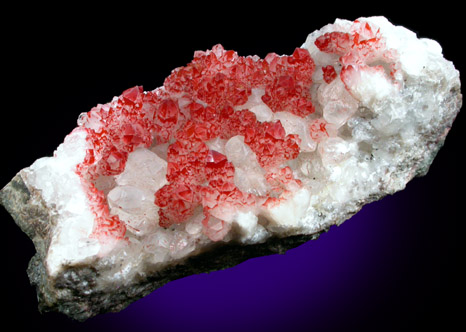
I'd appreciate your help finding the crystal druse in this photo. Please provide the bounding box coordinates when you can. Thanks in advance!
[1,16,461,320]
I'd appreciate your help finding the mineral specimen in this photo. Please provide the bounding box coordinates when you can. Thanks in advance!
[1,16,461,321]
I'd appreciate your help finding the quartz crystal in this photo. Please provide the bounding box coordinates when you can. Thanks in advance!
[0,16,461,321]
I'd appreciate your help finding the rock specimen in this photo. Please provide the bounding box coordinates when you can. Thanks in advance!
[1,16,461,321]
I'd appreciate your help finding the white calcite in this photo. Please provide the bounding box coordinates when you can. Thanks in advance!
[21,129,100,275]
[0,16,461,321]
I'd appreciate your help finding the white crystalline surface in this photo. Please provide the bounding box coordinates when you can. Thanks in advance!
[16,16,461,290]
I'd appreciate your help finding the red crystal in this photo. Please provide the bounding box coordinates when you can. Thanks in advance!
[315,32,352,55]
[322,65,337,84]
[122,86,143,104]
[206,150,228,165]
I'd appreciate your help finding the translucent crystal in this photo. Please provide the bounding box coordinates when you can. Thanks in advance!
[115,147,167,192]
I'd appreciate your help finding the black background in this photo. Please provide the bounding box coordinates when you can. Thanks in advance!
[1,4,464,331]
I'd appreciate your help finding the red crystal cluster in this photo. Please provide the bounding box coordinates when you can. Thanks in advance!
[314,20,399,88]
[75,44,315,240]
[75,21,397,242]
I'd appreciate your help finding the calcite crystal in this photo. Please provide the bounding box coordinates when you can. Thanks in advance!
[1,16,461,321]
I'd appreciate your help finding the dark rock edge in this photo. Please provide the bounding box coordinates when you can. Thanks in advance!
[1,171,326,321]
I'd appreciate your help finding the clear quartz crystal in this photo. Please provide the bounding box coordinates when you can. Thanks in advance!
[108,185,152,213]
[115,147,167,192]
[274,111,317,151]
[225,135,270,195]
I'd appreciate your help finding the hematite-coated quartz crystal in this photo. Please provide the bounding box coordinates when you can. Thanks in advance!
[1,16,461,321]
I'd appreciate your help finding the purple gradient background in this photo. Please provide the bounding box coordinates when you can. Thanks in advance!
[2,5,464,332]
